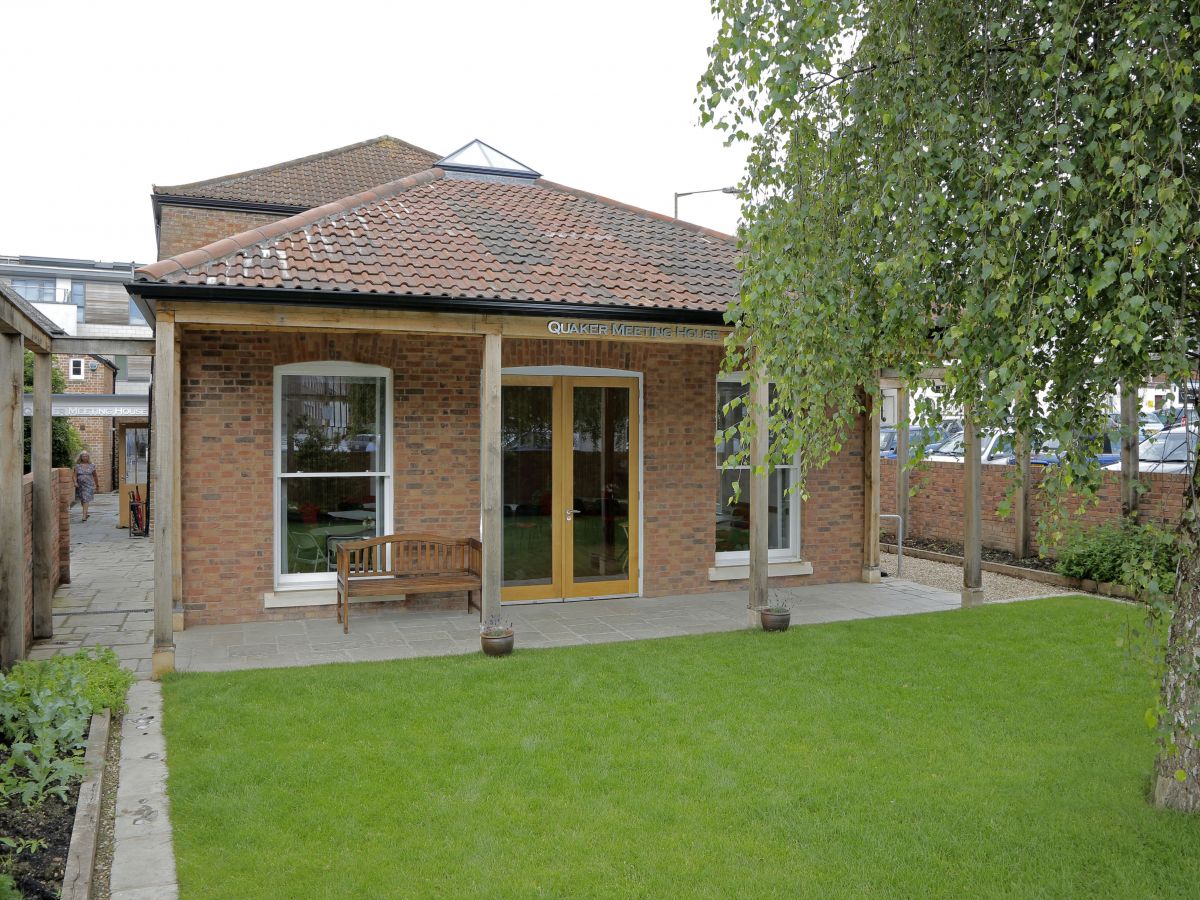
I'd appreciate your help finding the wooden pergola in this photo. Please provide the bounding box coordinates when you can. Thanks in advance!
[878,369,1143,605]
[0,282,156,669]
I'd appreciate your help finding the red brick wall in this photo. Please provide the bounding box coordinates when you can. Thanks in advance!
[19,469,71,658]
[158,206,285,260]
[881,458,1190,553]
[54,355,116,493]
[178,330,868,625]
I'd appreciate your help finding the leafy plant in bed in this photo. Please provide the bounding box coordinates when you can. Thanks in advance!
[0,648,133,899]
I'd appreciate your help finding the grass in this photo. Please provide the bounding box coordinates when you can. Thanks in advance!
[162,597,1200,898]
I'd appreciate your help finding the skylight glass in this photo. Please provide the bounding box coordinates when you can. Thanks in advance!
[436,140,540,178]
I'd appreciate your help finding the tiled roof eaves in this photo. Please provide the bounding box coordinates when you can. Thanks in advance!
[137,168,445,282]
[151,135,438,197]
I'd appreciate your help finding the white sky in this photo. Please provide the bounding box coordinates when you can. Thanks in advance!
[0,0,746,264]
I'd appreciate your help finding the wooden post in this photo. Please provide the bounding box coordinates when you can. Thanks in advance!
[748,372,770,624]
[862,390,881,583]
[171,329,183,632]
[1013,429,1031,559]
[480,331,502,622]
[31,350,54,639]
[1120,383,1139,520]
[894,386,910,534]
[151,313,176,678]
[962,403,984,606]
[0,334,26,668]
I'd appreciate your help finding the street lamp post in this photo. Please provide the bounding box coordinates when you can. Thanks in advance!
[673,186,738,219]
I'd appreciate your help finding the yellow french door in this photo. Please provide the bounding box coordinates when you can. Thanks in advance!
[500,375,639,602]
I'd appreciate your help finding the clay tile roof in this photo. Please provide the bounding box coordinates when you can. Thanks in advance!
[152,136,440,208]
[136,169,740,316]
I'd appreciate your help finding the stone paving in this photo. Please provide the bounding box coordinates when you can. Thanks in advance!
[28,492,154,679]
[176,578,986,672]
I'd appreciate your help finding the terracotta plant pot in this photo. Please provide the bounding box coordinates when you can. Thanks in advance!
[481,632,515,657]
[759,609,791,632]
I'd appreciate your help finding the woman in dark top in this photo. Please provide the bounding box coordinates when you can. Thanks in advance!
[74,451,97,522]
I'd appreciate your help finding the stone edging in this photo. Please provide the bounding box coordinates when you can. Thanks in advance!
[881,543,1135,600]
[61,708,112,900]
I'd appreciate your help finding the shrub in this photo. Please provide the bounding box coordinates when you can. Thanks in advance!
[0,648,133,809]
[1055,522,1180,597]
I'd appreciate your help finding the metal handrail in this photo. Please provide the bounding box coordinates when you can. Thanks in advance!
[879,513,903,577]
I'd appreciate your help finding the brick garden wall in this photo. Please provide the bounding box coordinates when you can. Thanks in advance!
[880,458,1190,554]
[178,329,868,625]
[19,468,71,657]
[158,206,284,260]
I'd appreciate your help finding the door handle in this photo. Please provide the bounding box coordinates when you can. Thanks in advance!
[565,508,581,521]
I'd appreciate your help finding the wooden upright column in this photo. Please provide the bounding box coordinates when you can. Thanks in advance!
[894,386,910,531]
[480,332,503,622]
[862,391,881,583]
[748,373,770,624]
[1013,429,1031,560]
[31,351,54,639]
[0,334,26,668]
[151,313,177,678]
[171,330,183,632]
[961,404,984,607]
[1120,384,1139,520]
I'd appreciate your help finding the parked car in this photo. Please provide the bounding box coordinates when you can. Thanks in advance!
[1015,428,1140,468]
[1103,425,1198,474]
[880,425,953,458]
[925,430,1014,464]
[1140,410,1165,435]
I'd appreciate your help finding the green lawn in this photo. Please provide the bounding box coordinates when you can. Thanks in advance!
[162,597,1200,898]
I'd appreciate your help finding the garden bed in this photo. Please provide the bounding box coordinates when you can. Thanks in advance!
[0,650,133,900]
[882,534,1059,572]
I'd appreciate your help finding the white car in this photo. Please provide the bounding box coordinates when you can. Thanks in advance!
[1104,425,1197,474]
[924,430,1014,464]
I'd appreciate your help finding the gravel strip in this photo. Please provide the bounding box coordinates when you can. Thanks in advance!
[881,551,1071,603]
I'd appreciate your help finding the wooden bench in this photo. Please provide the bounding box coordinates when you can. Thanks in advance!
[335,534,482,634]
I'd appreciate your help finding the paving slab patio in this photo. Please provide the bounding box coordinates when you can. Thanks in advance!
[173,579,1051,673]
[28,492,154,679]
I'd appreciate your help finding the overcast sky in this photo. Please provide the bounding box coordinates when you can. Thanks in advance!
[0,1,746,264]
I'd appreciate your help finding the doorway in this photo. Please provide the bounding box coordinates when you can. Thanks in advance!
[501,375,640,602]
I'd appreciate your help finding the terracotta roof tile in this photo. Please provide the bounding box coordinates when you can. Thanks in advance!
[152,136,439,207]
[137,169,739,315]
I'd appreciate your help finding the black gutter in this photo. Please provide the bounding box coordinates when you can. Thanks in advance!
[125,283,730,325]
[152,194,309,217]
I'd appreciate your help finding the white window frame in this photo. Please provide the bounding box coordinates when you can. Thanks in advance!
[272,361,393,590]
[68,358,85,381]
[714,373,802,566]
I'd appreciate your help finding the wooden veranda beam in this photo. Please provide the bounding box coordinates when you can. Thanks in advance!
[748,371,770,624]
[480,331,503,622]
[0,334,26,667]
[31,351,53,639]
[961,404,984,607]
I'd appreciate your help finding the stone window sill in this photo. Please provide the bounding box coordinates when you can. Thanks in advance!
[707,560,814,582]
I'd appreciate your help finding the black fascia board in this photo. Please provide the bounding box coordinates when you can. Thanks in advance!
[125,283,729,325]
[152,193,310,217]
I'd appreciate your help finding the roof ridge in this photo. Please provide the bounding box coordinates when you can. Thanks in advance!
[536,179,738,244]
[152,135,440,195]
[137,168,446,281]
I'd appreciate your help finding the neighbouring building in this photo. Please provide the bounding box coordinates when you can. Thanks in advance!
[128,137,875,640]
[1,255,151,500]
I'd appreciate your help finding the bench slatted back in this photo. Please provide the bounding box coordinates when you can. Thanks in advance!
[338,534,483,580]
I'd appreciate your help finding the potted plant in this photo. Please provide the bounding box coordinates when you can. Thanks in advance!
[758,600,791,632]
[480,616,514,656]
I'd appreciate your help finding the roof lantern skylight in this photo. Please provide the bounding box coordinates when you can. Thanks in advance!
[435,139,541,179]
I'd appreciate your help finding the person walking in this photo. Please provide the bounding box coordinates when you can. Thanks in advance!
[74,451,97,522]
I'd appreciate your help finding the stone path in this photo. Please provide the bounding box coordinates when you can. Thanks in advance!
[176,578,1006,672]
[110,681,178,900]
[28,492,154,678]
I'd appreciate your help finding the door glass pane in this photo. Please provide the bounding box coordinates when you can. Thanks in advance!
[280,374,386,474]
[572,386,630,583]
[281,476,382,575]
[502,386,555,587]
[124,428,148,484]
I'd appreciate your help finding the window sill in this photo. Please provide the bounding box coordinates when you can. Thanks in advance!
[707,560,813,582]
[264,588,336,608]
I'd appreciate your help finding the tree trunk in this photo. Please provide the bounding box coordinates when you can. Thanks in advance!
[1153,451,1200,812]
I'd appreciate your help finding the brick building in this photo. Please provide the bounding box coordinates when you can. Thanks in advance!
[129,138,874,634]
